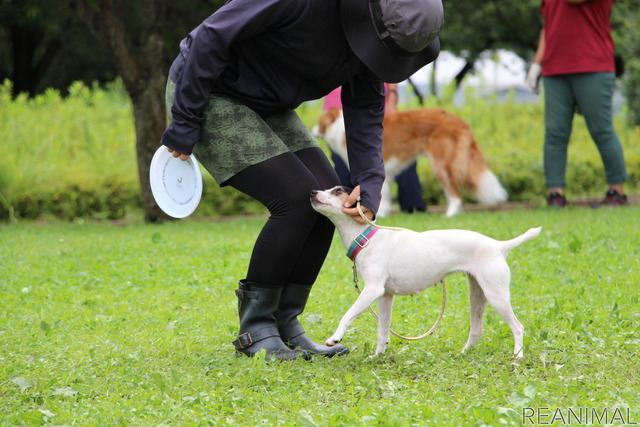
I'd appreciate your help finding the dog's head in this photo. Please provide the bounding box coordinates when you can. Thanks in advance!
[311,107,342,139]
[310,186,352,217]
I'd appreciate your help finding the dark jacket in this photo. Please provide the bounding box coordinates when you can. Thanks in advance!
[162,0,386,212]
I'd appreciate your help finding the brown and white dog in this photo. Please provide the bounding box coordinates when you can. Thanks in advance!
[313,107,508,217]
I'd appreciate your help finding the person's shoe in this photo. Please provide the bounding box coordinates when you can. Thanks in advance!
[232,281,310,361]
[595,189,628,207]
[401,206,428,214]
[547,192,567,208]
[277,284,349,358]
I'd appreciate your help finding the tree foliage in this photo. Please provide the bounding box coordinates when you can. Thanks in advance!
[0,0,222,97]
[440,0,541,61]
[0,0,114,96]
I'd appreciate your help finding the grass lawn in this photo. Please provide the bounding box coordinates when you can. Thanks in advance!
[1,205,638,426]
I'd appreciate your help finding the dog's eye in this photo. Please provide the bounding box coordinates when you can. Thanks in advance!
[333,188,343,195]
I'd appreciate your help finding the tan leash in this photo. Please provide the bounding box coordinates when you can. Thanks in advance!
[356,197,405,232]
[353,198,447,340]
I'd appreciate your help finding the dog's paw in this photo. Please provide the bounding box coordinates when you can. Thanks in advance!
[325,337,341,347]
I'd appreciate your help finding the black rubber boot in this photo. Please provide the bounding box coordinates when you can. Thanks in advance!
[277,283,349,357]
[232,281,310,361]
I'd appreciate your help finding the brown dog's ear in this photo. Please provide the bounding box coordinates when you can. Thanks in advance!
[341,186,353,194]
[327,107,341,121]
[317,107,342,135]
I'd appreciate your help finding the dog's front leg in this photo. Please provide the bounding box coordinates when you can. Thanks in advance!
[375,293,394,354]
[325,285,386,347]
[377,180,393,218]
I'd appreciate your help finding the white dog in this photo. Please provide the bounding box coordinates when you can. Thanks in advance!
[310,186,541,358]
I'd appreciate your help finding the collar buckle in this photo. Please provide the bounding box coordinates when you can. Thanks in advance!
[354,233,371,249]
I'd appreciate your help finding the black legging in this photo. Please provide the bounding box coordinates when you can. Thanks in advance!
[225,147,340,287]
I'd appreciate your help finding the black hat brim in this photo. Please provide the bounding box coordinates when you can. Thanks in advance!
[341,0,441,83]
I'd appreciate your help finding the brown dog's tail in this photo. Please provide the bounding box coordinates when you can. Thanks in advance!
[500,227,542,254]
[467,140,508,204]
[475,169,508,204]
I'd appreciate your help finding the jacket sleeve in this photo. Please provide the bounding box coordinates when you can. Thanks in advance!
[341,74,386,214]
[161,0,299,154]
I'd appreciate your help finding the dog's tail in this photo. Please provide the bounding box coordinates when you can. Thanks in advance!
[500,227,542,254]
[474,169,508,205]
[467,140,508,205]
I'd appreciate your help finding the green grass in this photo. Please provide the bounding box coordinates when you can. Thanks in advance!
[1,206,639,425]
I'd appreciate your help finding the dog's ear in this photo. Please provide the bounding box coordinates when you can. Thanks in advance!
[327,107,341,121]
[341,186,353,194]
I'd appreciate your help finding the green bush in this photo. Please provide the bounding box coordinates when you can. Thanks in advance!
[0,80,140,221]
[1,80,639,222]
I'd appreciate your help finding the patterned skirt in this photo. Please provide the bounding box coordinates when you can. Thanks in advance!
[165,79,319,185]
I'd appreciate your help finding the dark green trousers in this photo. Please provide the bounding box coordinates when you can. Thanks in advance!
[543,72,627,189]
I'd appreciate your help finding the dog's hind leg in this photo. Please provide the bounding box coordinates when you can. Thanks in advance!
[375,293,394,354]
[444,196,463,218]
[431,160,463,217]
[473,266,525,358]
[325,285,386,348]
[462,274,488,354]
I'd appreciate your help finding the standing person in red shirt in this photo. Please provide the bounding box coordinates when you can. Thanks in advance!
[527,0,628,207]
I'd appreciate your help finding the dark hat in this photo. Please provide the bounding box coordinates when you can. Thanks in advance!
[342,0,443,83]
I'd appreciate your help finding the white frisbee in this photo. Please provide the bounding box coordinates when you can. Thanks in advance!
[150,146,203,218]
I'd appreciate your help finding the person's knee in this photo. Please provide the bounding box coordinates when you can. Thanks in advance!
[269,179,319,225]
[589,127,618,149]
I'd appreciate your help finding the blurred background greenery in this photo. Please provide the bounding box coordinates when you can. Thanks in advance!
[1,0,639,222]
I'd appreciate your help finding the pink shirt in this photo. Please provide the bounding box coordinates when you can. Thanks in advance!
[541,0,615,76]
[323,87,342,111]
[323,84,394,111]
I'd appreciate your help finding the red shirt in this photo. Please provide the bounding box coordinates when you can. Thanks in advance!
[541,0,615,76]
